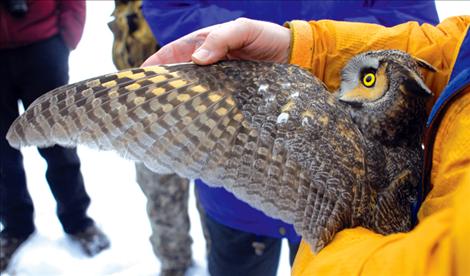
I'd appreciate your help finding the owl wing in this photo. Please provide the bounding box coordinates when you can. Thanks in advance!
[7,61,367,252]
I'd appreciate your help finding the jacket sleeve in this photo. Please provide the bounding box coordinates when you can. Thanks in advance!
[285,16,470,105]
[288,16,470,276]
[57,0,86,50]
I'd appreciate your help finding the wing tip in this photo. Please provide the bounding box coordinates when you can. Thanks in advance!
[6,129,22,149]
[6,118,59,149]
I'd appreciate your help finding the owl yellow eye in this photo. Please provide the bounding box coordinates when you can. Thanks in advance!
[362,73,376,87]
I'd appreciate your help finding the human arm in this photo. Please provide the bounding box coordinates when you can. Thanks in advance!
[142,18,291,65]
[56,0,86,50]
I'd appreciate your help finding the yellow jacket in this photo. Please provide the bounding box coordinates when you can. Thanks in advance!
[286,16,470,275]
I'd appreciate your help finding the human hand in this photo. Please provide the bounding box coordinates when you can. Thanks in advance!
[142,18,291,66]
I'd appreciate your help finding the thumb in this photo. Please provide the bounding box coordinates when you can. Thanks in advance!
[191,18,253,65]
[192,47,218,65]
[191,34,232,65]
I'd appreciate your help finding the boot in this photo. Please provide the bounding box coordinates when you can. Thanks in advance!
[0,231,32,272]
[69,224,110,256]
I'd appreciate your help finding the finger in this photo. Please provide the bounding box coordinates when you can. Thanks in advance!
[142,43,192,66]
[191,18,256,65]
[142,25,219,67]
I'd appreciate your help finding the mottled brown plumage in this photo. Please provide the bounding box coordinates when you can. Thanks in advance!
[6,50,434,252]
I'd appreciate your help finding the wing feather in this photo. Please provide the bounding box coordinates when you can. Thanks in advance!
[7,61,367,252]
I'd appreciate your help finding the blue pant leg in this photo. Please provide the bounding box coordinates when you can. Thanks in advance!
[0,50,35,237]
[16,35,94,234]
[37,146,94,234]
[205,215,282,276]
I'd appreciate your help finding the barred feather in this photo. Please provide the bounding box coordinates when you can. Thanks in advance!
[9,54,426,253]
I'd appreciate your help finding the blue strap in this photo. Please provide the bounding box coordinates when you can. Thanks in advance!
[427,29,470,126]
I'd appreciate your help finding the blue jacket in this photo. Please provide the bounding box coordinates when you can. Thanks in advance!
[422,29,470,201]
[142,1,439,45]
[142,0,439,242]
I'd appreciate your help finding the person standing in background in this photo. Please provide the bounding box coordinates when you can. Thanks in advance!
[141,1,439,275]
[0,0,110,272]
[108,1,209,275]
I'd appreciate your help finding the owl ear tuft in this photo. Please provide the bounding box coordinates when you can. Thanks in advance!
[403,70,433,98]
[412,56,437,72]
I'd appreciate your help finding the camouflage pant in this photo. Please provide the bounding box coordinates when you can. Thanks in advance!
[108,1,204,271]
[135,163,209,271]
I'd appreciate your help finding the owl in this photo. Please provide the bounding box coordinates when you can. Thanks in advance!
[6,50,435,252]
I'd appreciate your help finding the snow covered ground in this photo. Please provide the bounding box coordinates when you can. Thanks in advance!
[1,2,469,276]
[4,147,211,276]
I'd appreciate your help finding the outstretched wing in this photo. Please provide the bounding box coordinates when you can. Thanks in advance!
[7,61,367,251]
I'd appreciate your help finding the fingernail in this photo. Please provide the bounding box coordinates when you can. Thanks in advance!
[192,48,211,62]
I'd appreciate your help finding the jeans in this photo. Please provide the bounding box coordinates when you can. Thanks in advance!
[0,35,94,237]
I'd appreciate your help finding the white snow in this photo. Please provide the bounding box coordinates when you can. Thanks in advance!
[1,2,469,275]
[2,147,213,276]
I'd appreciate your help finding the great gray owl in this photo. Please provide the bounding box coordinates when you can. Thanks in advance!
[6,50,435,252]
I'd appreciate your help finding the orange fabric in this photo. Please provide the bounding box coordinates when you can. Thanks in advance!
[287,16,470,110]
[287,16,470,276]
[284,20,313,70]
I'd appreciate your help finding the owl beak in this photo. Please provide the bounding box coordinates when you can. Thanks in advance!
[338,97,363,108]
[336,88,363,108]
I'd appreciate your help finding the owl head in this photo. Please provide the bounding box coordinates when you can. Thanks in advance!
[337,50,436,144]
